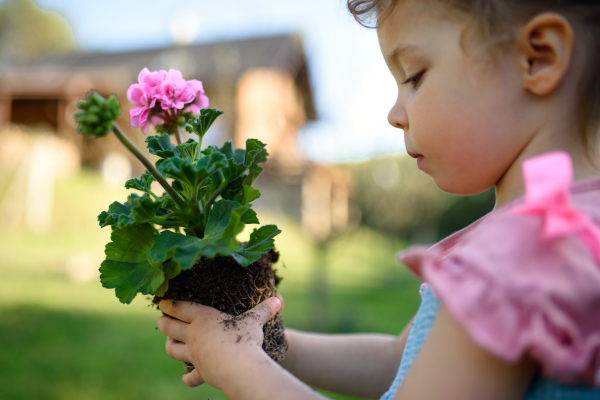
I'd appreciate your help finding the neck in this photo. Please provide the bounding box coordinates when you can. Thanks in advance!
[494,136,600,210]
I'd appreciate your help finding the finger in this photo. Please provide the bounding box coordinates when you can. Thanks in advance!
[276,294,285,313]
[246,297,282,326]
[165,337,192,362]
[157,315,189,342]
[182,368,205,387]
[159,299,211,323]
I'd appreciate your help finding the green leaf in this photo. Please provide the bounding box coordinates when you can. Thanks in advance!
[148,229,239,271]
[176,139,199,162]
[148,200,259,271]
[201,183,217,205]
[221,159,248,182]
[232,185,261,205]
[197,151,228,172]
[100,224,164,304]
[233,149,246,164]
[185,108,224,138]
[243,165,264,186]
[209,141,234,160]
[146,134,180,158]
[158,153,227,191]
[201,146,215,157]
[104,223,155,261]
[209,141,245,164]
[98,193,163,229]
[237,206,259,225]
[205,200,245,238]
[244,139,268,167]
[160,195,180,214]
[154,260,182,297]
[98,201,130,228]
[207,141,264,190]
[220,176,244,200]
[232,225,281,267]
[148,230,200,267]
[171,180,185,196]
[125,171,155,193]
[146,202,272,273]
[125,195,163,226]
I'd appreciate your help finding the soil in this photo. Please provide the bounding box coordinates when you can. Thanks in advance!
[153,248,287,373]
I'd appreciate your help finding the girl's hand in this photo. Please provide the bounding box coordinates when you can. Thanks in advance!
[157,295,283,388]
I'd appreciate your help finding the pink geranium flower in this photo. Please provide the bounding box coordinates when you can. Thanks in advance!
[127,74,156,134]
[126,67,210,134]
[186,79,210,114]
[158,69,196,110]
[138,68,166,98]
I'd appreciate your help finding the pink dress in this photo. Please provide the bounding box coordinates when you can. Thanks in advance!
[394,151,600,395]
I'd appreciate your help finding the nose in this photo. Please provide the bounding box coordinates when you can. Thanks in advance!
[387,96,408,130]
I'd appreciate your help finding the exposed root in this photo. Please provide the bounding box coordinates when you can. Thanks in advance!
[153,248,287,370]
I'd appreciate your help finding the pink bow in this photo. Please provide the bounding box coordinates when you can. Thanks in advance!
[511,151,600,266]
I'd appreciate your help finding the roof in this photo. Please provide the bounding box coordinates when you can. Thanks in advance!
[1,34,316,120]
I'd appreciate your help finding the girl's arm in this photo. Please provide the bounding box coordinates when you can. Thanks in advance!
[280,321,413,399]
[394,306,537,400]
[156,297,411,399]
[157,298,537,400]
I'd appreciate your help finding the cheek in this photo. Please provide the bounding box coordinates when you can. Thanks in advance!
[408,72,522,194]
[409,77,471,155]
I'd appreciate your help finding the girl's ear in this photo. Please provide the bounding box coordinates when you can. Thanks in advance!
[516,13,574,96]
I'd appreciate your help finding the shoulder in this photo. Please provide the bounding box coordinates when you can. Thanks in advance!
[395,302,537,400]
[399,151,600,386]
[428,196,600,289]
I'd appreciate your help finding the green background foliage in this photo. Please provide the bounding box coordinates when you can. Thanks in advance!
[0,170,421,400]
[0,142,493,399]
[0,0,77,63]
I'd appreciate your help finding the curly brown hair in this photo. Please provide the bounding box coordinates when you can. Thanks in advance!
[347,0,600,156]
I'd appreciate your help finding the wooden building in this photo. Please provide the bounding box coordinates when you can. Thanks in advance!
[0,34,315,172]
[0,34,356,240]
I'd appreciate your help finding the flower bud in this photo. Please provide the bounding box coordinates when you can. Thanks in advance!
[74,90,122,138]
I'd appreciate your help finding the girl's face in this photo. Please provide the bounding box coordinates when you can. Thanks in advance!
[378,1,536,195]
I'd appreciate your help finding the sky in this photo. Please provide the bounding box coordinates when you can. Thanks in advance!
[26,0,406,163]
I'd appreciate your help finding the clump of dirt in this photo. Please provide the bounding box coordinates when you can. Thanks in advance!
[154,249,287,372]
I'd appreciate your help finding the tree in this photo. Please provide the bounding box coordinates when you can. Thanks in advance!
[0,0,76,63]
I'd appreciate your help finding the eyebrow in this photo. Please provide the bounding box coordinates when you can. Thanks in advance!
[386,44,418,63]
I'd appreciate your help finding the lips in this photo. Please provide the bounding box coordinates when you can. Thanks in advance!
[406,150,422,159]
[406,150,424,169]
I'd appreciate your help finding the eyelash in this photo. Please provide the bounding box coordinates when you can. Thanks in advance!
[402,71,425,89]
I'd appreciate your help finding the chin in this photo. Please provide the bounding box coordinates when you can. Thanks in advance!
[431,176,492,196]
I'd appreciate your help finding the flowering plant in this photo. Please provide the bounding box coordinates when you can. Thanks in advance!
[73,69,280,304]
[127,68,209,138]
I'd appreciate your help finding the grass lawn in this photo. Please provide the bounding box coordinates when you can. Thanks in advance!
[0,171,421,400]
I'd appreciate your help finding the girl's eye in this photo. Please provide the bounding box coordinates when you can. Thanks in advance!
[402,71,425,89]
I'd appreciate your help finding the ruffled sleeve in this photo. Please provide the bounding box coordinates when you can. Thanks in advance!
[401,152,600,387]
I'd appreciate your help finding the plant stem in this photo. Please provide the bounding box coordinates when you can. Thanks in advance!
[191,191,199,214]
[147,191,160,201]
[157,221,187,228]
[201,171,228,215]
[111,123,188,212]
[153,213,175,221]
[176,125,183,145]
[194,132,203,162]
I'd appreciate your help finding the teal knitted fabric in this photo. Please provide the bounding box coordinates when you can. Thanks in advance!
[380,286,600,400]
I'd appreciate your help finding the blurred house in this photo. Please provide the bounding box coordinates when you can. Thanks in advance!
[0,34,314,166]
[0,34,358,240]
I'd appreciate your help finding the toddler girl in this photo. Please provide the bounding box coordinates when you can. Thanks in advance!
[156,0,600,398]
